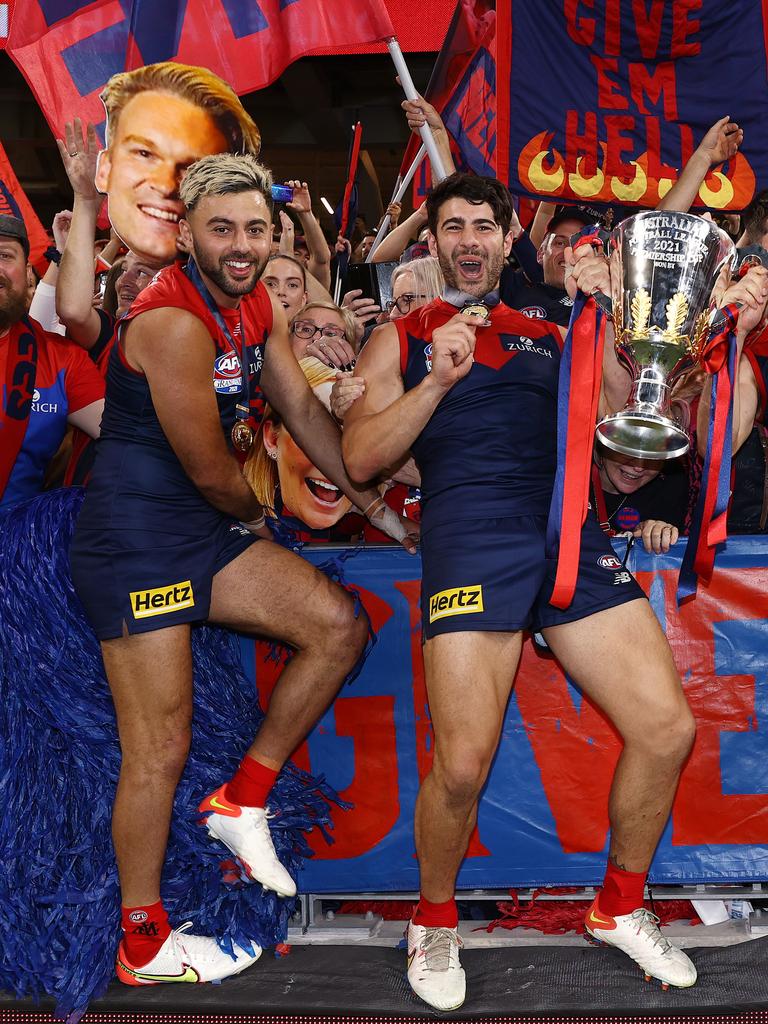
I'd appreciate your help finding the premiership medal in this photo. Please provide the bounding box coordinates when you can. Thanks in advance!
[460,302,491,326]
[232,420,254,453]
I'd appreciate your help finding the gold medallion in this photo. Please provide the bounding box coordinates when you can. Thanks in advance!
[460,302,491,325]
[231,420,254,453]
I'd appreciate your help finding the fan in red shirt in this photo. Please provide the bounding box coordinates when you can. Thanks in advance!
[0,214,103,510]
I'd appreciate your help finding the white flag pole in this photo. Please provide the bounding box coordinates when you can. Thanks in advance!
[386,37,449,183]
[366,143,426,263]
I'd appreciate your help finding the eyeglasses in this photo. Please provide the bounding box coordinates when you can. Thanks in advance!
[386,293,428,315]
[291,320,347,342]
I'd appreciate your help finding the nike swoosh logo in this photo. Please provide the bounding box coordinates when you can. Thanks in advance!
[120,961,200,983]
[587,909,615,928]
[209,794,233,812]
[407,950,416,969]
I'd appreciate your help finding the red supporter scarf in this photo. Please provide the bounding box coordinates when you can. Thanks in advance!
[0,316,38,503]
[676,303,740,601]
[548,295,606,610]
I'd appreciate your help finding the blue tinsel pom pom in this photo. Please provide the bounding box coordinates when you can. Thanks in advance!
[0,489,346,1020]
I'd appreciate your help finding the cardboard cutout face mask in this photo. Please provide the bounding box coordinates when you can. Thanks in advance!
[95,64,258,265]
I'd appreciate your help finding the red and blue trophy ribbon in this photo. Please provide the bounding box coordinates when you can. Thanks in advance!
[547,291,606,609]
[677,304,740,603]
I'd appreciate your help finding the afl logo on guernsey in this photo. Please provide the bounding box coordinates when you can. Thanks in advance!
[521,305,547,320]
[213,351,242,394]
[424,343,433,372]
[597,554,622,569]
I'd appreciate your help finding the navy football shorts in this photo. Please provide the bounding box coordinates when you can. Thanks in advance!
[420,511,645,640]
[70,514,258,641]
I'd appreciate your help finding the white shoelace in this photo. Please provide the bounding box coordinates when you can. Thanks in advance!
[421,927,461,972]
[630,909,673,953]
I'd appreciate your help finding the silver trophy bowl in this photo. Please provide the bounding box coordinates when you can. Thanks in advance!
[595,210,735,460]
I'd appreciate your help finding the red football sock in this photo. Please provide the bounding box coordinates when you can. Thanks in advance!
[413,895,458,929]
[120,901,171,967]
[225,755,278,808]
[597,860,648,917]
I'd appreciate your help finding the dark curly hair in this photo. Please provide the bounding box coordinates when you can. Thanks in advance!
[426,172,514,237]
[740,189,768,245]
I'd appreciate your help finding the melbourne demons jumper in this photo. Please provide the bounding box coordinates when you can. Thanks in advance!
[70,262,272,640]
[395,297,643,640]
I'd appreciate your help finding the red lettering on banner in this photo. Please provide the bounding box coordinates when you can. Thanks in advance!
[565,0,596,46]
[679,121,695,166]
[306,695,400,860]
[604,113,636,175]
[628,62,678,119]
[591,56,628,110]
[631,0,665,60]
[604,0,621,56]
[565,110,600,175]
[514,643,618,853]
[645,117,679,181]
[255,583,398,859]
[395,579,490,858]
[515,0,743,209]
[671,0,702,58]
[637,568,768,846]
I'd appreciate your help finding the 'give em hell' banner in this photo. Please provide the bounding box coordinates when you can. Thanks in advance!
[498,0,766,210]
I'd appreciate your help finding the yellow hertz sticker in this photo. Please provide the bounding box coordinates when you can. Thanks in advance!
[429,585,484,623]
[130,580,195,619]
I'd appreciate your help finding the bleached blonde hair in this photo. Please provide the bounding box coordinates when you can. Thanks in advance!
[179,152,273,214]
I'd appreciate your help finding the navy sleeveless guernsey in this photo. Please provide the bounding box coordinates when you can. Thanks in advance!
[70,264,273,640]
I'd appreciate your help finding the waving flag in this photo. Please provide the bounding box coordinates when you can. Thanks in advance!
[7,0,395,138]
[0,140,49,271]
[403,0,496,202]
[497,0,764,211]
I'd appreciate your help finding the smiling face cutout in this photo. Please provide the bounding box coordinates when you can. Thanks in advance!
[95,89,229,264]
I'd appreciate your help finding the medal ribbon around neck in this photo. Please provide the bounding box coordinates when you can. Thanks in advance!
[184,257,254,452]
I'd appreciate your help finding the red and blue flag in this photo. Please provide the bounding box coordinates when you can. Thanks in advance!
[405,1,496,203]
[0,140,49,271]
[7,0,395,138]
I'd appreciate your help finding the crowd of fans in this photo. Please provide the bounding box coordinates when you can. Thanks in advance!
[4,87,768,559]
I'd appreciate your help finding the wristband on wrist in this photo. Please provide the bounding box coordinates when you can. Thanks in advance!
[243,514,266,532]
[44,245,62,265]
[362,495,385,519]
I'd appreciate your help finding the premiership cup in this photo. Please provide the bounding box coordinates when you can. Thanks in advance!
[595,210,736,460]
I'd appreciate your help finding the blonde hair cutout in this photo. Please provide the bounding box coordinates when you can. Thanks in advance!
[101,62,261,155]
[244,357,338,516]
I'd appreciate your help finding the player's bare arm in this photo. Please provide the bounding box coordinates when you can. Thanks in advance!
[696,267,768,457]
[126,306,262,522]
[343,314,477,483]
[564,243,632,417]
[260,294,393,514]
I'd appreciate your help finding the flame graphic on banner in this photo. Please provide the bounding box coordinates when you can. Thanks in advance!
[517,131,755,210]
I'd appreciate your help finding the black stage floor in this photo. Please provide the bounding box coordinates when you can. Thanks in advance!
[2,938,768,1020]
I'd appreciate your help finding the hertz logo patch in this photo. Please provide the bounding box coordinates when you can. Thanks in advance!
[429,585,484,623]
[130,580,195,619]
